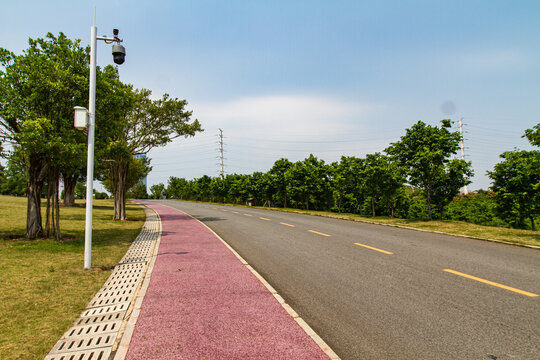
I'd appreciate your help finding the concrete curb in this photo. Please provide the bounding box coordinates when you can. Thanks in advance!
[112,207,162,360]
[168,204,341,360]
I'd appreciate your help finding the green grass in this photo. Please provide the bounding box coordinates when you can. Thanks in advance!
[0,195,145,360]
[175,199,540,248]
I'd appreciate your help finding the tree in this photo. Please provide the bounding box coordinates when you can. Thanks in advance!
[150,183,165,199]
[331,156,365,214]
[101,154,151,217]
[0,33,89,238]
[0,155,27,196]
[361,153,405,218]
[101,87,202,220]
[385,120,462,220]
[488,127,540,230]
[269,158,292,207]
[128,180,148,199]
[285,155,331,210]
[431,159,473,220]
[523,123,540,147]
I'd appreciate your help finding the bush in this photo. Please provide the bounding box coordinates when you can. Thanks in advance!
[445,191,507,227]
[94,191,109,199]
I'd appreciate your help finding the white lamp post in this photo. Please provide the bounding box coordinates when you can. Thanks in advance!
[75,26,125,270]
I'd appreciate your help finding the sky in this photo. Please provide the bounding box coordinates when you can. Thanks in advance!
[1,0,539,191]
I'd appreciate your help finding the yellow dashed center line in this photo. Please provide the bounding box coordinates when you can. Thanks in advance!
[444,269,539,297]
[280,222,295,227]
[259,217,271,221]
[309,230,331,237]
[231,211,239,214]
[354,243,393,255]
[221,209,228,212]
[244,214,253,217]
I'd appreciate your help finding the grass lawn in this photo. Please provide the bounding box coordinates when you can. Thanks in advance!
[0,195,145,360]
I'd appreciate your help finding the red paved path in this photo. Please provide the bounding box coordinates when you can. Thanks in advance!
[125,202,329,360]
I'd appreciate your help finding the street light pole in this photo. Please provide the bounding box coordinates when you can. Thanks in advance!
[82,26,125,270]
[84,25,98,270]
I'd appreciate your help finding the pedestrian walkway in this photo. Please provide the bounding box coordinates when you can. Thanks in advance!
[44,206,160,360]
[120,201,336,359]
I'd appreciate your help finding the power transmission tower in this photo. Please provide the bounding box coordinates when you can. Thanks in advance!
[219,128,224,178]
[459,117,469,194]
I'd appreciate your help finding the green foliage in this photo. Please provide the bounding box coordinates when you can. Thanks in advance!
[0,33,90,238]
[94,191,109,199]
[331,156,365,214]
[431,159,474,220]
[74,182,86,199]
[385,119,462,220]
[285,155,332,210]
[523,123,540,147]
[0,157,27,196]
[127,181,148,199]
[445,191,506,227]
[150,183,166,199]
[269,158,293,207]
[488,149,540,230]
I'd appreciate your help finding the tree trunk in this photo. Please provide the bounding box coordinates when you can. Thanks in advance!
[54,172,61,240]
[426,185,433,221]
[531,216,536,231]
[338,195,342,213]
[371,196,376,218]
[45,168,61,239]
[305,196,309,210]
[62,172,78,206]
[45,177,52,237]
[26,156,46,239]
[113,161,129,220]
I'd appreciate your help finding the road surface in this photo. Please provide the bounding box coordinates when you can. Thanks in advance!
[153,200,540,360]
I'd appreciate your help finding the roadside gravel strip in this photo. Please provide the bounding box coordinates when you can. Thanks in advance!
[44,205,160,360]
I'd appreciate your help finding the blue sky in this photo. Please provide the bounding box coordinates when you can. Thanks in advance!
[1,0,539,190]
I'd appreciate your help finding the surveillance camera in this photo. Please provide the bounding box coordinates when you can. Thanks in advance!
[112,44,126,65]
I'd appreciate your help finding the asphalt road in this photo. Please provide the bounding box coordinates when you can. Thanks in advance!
[153,200,540,360]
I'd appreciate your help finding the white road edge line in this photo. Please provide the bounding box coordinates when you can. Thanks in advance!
[175,204,341,360]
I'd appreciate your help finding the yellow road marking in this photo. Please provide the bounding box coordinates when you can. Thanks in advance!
[354,243,393,255]
[444,269,539,297]
[244,214,253,217]
[221,209,228,212]
[280,222,295,227]
[309,230,331,237]
[259,217,271,221]
[232,211,239,214]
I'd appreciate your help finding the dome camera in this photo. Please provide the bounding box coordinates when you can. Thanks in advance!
[112,43,126,65]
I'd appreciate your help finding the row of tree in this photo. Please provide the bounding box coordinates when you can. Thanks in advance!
[150,120,472,219]
[147,122,539,230]
[0,33,202,239]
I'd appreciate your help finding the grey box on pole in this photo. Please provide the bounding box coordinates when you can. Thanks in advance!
[74,106,89,130]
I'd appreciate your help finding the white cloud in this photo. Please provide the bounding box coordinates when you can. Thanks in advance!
[455,49,529,71]
[190,94,383,139]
